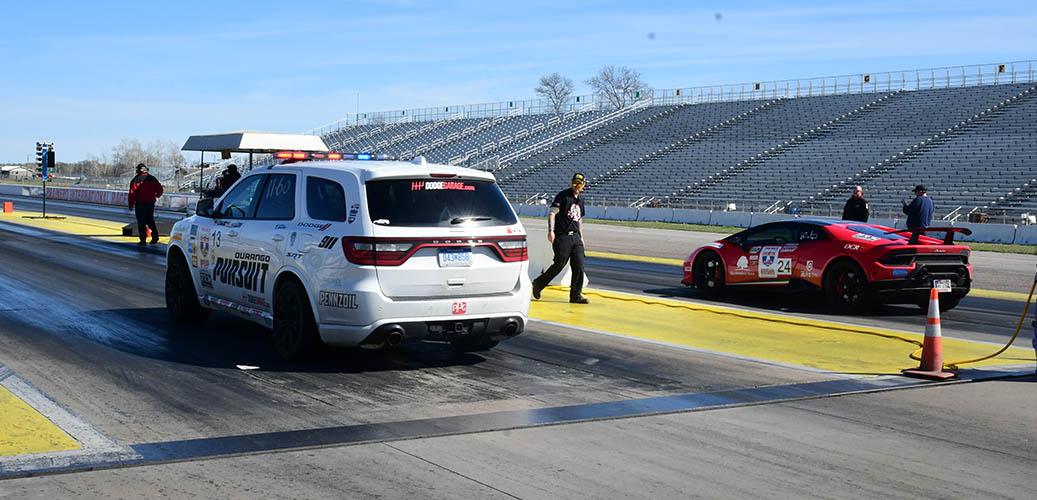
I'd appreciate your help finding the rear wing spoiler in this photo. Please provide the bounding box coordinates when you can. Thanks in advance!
[884,227,972,245]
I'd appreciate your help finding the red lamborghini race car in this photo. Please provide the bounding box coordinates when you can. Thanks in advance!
[682,220,972,313]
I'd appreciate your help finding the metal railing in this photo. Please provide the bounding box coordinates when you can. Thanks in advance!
[304,59,1037,137]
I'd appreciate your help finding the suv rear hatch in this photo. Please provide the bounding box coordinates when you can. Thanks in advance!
[357,178,525,299]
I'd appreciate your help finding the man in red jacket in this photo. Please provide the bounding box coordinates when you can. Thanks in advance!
[128,163,164,246]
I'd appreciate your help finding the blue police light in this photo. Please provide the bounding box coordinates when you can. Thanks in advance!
[356,153,372,160]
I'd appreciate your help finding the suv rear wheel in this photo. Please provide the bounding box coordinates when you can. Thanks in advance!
[166,252,210,324]
[273,279,320,360]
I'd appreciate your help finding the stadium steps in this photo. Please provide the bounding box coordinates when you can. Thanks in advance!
[666,90,904,204]
[586,98,785,191]
[461,109,602,169]
[497,103,678,187]
[805,84,1037,208]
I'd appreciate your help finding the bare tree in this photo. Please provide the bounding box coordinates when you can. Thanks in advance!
[585,65,648,110]
[535,73,574,115]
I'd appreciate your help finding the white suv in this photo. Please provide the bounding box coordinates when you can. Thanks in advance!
[165,154,530,359]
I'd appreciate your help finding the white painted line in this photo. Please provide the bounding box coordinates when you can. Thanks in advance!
[0,362,140,474]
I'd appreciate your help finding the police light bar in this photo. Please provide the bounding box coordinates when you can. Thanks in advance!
[275,152,393,161]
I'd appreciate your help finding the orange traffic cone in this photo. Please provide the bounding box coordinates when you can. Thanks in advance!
[903,287,956,380]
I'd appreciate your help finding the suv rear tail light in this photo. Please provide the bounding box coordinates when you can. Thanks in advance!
[342,237,527,266]
[496,239,528,262]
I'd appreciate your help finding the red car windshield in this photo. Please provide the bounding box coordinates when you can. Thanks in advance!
[846,225,907,241]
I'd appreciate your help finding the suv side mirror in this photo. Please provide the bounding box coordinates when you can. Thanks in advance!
[196,198,216,218]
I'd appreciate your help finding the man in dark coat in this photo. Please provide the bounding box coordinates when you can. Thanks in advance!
[128,163,164,245]
[842,185,869,222]
[218,164,241,195]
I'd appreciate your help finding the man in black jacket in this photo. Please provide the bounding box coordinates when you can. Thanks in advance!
[531,172,590,304]
[842,185,869,222]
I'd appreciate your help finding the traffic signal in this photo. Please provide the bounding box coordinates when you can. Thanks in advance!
[45,145,55,179]
[35,142,43,178]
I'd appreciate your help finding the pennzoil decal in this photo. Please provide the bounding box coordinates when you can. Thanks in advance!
[317,236,339,249]
[319,291,358,309]
[348,204,360,224]
[214,252,270,293]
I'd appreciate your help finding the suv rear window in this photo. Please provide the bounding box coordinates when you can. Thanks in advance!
[365,179,517,227]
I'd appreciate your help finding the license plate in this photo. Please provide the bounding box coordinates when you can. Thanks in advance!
[438,247,471,267]
[933,279,952,292]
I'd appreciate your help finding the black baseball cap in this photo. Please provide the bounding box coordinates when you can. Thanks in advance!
[136,163,148,173]
[911,185,926,193]
[572,173,586,184]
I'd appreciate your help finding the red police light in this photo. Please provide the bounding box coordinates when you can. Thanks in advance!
[327,153,342,160]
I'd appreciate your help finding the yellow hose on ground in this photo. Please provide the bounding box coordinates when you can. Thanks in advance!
[913,278,1037,370]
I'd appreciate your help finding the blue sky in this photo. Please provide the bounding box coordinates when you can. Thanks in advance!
[2,0,1035,163]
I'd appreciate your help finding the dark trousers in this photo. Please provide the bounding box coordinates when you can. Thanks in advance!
[135,202,158,242]
[533,233,585,299]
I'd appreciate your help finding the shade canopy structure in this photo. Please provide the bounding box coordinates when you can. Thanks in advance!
[180,131,328,192]
[181,131,328,154]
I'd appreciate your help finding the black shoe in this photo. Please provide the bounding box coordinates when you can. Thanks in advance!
[532,284,543,300]
[137,241,147,247]
[149,238,159,245]
[569,296,590,304]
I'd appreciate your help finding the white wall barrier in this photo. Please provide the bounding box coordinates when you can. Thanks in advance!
[951,222,1017,244]
[869,217,896,229]
[604,206,638,221]
[747,212,790,227]
[584,205,607,220]
[709,210,752,228]
[525,229,585,288]
[671,208,712,225]
[1012,225,1037,245]
[637,207,673,222]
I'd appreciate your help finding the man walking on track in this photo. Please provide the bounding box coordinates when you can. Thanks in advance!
[128,163,164,246]
[532,172,590,304]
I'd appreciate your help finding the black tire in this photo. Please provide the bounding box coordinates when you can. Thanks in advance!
[165,252,210,324]
[272,279,321,361]
[823,260,872,314]
[692,251,725,296]
[917,296,961,313]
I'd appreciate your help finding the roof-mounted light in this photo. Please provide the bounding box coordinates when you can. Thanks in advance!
[274,151,395,162]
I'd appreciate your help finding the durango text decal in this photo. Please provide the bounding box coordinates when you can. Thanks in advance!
[214,252,270,293]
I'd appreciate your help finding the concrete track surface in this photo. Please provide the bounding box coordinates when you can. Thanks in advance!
[1,200,1036,499]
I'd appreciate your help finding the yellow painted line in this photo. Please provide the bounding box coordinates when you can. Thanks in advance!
[587,249,1033,303]
[0,385,80,456]
[530,287,1035,375]
[0,210,168,245]
[586,250,685,266]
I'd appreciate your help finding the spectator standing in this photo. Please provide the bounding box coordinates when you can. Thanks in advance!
[842,185,869,222]
[532,172,590,304]
[128,163,164,246]
[218,164,241,196]
[902,185,934,229]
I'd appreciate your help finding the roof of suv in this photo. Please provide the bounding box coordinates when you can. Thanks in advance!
[263,160,497,183]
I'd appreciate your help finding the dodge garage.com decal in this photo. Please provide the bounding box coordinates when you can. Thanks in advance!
[214,252,270,293]
[452,302,467,315]
[411,181,475,191]
[319,291,358,309]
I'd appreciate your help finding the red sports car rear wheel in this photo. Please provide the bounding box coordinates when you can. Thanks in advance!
[693,251,725,296]
[823,260,871,313]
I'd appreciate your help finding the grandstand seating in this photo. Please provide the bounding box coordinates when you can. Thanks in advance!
[318,79,1037,218]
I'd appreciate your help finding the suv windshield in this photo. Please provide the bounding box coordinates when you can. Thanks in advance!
[365,178,518,227]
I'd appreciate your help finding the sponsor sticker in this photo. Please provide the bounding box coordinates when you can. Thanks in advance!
[317,236,339,250]
[452,301,468,315]
[190,224,198,236]
[274,224,287,230]
[298,222,333,231]
[736,255,749,271]
[749,246,762,254]
[759,246,792,278]
[213,253,270,293]
[243,294,271,309]
[844,244,861,251]
[411,181,475,191]
[319,291,358,309]
[781,243,798,252]
[704,242,723,249]
[348,204,360,224]
[852,233,880,242]
[200,272,213,289]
